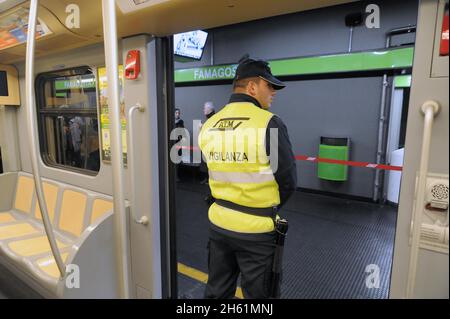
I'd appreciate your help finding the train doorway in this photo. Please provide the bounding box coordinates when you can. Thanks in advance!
[169,0,420,299]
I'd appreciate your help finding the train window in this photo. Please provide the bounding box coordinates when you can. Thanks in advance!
[36,67,100,174]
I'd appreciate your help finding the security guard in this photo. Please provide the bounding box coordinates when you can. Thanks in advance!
[199,55,297,298]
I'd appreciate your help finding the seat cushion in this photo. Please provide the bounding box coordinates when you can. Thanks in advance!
[14,175,35,214]
[34,182,59,223]
[36,253,70,278]
[91,199,113,224]
[0,212,16,224]
[59,190,87,237]
[0,223,39,240]
[7,236,68,257]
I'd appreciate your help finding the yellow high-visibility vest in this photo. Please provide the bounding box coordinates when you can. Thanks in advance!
[199,101,280,233]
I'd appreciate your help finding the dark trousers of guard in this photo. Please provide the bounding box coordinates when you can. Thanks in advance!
[204,228,279,299]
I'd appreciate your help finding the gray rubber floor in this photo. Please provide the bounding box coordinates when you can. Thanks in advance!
[176,180,397,299]
[0,263,42,299]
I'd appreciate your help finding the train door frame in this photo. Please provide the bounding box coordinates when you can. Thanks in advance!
[390,0,449,298]
[154,36,178,299]
[115,33,177,299]
[164,18,412,298]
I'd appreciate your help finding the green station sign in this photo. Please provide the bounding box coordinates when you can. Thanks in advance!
[175,47,414,83]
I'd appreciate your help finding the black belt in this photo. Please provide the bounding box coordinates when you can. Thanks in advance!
[215,199,277,218]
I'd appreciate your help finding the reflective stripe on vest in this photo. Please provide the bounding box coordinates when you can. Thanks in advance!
[199,101,280,233]
[209,170,275,184]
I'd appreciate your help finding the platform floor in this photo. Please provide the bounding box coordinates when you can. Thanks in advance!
[176,181,397,299]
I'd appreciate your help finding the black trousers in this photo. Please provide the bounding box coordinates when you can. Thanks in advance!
[204,228,278,299]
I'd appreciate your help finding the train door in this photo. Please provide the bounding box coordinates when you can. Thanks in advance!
[118,35,177,299]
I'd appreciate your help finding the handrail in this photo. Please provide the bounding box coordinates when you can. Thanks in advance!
[406,100,440,298]
[127,103,149,226]
[101,0,131,299]
[25,0,66,278]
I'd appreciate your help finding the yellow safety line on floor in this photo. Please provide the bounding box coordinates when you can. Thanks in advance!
[177,262,244,299]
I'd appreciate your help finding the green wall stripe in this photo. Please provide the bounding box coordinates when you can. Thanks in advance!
[174,47,414,83]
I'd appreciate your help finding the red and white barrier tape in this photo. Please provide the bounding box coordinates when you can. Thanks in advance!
[175,146,402,171]
[294,155,402,171]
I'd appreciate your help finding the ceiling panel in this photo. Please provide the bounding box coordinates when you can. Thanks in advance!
[0,0,356,64]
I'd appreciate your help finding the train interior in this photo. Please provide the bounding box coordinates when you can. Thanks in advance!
[0,0,448,299]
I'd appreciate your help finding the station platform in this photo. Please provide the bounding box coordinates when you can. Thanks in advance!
[176,181,397,299]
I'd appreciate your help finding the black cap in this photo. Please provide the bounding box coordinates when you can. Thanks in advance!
[234,54,286,90]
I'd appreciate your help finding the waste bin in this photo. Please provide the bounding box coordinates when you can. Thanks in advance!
[318,137,350,181]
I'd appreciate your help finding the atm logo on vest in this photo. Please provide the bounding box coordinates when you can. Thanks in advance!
[210,117,250,131]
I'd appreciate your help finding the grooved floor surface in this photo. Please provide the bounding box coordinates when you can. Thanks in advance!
[176,181,397,299]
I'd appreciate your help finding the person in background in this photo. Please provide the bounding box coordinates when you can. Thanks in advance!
[86,120,100,172]
[199,101,215,185]
[175,107,184,129]
[69,117,83,167]
[62,120,74,166]
[175,108,184,182]
[203,101,215,121]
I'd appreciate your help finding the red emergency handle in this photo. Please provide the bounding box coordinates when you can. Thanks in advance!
[440,8,449,56]
[125,50,140,79]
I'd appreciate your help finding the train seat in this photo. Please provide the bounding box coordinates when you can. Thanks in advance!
[0,175,43,241]
[0,174,35,225]
[0,213,15,223]
[0,172,118,298]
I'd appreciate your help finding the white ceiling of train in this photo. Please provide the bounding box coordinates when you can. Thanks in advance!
[0,0,356,64]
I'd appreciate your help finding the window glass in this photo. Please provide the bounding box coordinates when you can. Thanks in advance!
[0,71,8,96]
[36,67,100,174]
[43,73,97,110]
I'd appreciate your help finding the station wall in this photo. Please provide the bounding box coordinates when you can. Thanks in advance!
[175,0,419,199]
